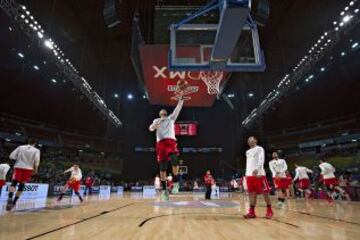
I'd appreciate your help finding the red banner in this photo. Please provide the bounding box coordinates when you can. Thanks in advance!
[139,44,228,107]
[175,123,197,136]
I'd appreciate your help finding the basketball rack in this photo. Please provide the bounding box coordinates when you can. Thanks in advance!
[168,0,266,72]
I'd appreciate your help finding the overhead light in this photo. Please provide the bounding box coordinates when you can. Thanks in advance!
[44,40,54,49]
[127,93,134,100]
[51,78,57,83]
[142,95,147,99]
[351,42,359,48]
[21,5,26,10]
[309,75,314,79]
[333,21,337,25]
[37,32,44,38]
[335,27,339,31]
[320,67,325,72]
[20,14,25,19]
[342,15,352,23]
[355,9,359,13]
[341,52,346,56]
[33,65,39,70]
[227,93,235,98]
[114,93,119,98]
[345,7,349,11]
[352,139,357,142]
[248,92,254,98]
[340,11,345,16]
[349,1,354,6]
[26,11,30,15]
[25,19,29,23]
[17,52,24,58]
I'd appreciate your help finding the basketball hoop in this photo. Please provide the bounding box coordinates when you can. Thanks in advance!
[199,71,224,95]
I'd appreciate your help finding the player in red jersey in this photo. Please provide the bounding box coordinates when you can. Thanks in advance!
[57,164,83,203]
[6,139,40,211]
[204,170,215,200]
[244,136,273,219]
[83,176,94,196]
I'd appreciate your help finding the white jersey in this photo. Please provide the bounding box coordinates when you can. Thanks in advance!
[9,144,40,170]
[293,166,313,181]
[0,163,11,180]
[269,159,288,178]
[65,167,82,181]
[319,162,336,179]
[245,145,266,176]
[149,100,184,142]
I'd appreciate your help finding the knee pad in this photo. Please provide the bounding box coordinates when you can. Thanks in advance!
[169,153,179,166]
[159,161,167,171]
[18,183,25,192]
[10,180,18,187]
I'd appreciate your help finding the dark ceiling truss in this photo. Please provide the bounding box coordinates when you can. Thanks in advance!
[0,0,122,127]
[242,0,360,128]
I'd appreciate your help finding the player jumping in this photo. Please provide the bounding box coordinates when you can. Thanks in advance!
[244,136,273,219]
[293,164,313,199]
[149,96,184,201]
[269,151,288,208]
[6,138,40,211]
[319,160,351,202]
[57,164,83,203]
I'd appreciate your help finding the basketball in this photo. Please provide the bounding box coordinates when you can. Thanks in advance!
[177,80,188,92]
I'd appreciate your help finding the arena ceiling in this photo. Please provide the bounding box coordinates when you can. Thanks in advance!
[0,0,359,138]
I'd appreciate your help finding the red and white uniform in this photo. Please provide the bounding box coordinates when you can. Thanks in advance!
[149,99,184,162]
[0,163,11,187]
[245,145,270,194]
[204,174,215,186]
[293,166,313,189]
[319,162,337,187]
[65,167,82,192]
[9,144,40,183]
[269,158,288,190]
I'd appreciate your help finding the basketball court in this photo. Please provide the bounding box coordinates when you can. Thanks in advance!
[1,0,360,239]
[0,194,359,240]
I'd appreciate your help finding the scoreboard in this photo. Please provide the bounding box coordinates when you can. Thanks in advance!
[175,122,198,136]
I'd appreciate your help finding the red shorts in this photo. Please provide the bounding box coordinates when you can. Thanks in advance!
[0,180,5,187]
[67,180,81,192]
[12,168,33,183]
[299,179,310,189]
[246,176,271,194]
[324,178,338,187]
[273,177,288,190]
[156,138,179,163]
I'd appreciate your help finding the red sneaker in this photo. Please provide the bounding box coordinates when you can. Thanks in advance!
[243,212,256,219]
[265,208,273,219]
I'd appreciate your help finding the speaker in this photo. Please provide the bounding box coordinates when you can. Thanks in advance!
[103,0,121,28]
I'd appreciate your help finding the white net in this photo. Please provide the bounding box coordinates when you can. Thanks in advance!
[199,71,224,95]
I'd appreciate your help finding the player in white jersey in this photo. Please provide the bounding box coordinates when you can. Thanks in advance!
[319,160,351,202]
[6,139,40,211]
[293,164,313,199]
[149,96,184,201]
[244,136,273,219]
[0,161,11,195]
[269,152,288,208]
[57,164,83,203]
